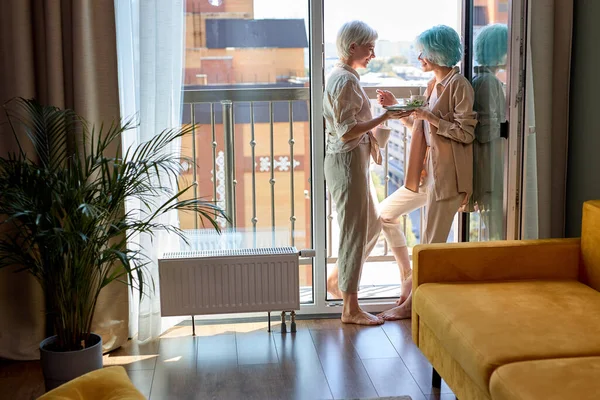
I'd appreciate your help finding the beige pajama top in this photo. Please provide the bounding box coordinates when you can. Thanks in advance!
[323,63,404,293]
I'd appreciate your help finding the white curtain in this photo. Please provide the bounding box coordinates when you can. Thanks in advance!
[522,32,539,240]
[114,0,185,341]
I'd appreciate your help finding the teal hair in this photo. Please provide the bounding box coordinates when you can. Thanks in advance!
[415,25,462,67]
[474,24,508,66]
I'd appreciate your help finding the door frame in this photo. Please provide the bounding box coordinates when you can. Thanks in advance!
[505,0,529,240]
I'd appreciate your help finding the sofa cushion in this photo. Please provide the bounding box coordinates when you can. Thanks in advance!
[581,200,600,291]
[490,357,600,400]
[38,366,146,400]
[414,280,600,395]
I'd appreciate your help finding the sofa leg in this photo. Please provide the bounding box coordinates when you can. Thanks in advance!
[432,367,441,388]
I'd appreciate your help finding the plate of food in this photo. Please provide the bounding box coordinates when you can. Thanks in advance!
[384,95,427,111]
[384,104,420,111]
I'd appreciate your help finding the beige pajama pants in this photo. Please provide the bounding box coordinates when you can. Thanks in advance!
[325,142,404,293]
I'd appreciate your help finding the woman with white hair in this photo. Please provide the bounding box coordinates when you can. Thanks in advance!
[324,20,408,325]
[376,25,477,320]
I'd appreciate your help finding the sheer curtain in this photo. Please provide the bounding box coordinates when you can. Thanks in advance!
[114,0,185,341]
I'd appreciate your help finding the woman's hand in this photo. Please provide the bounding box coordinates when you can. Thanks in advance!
[385,110,412,120]
[400,115,414,127]
[376,89,398,107]
[412,108,440,126]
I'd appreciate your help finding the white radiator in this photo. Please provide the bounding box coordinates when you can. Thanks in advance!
[158,247,300,316]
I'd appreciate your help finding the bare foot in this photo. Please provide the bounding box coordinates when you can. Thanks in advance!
[396,275,412,305]
[327,274,343,300]
[377,304,411,321]
[341,310,384,325]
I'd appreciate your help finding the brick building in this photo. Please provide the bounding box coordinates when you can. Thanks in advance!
[179,0,312,270]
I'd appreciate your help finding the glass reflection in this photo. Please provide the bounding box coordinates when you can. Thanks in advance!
[472,23,508,241]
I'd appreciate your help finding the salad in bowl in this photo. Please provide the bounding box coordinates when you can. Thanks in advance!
[384,95,428,111]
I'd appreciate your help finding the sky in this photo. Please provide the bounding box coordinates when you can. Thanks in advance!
[253,0,461,43]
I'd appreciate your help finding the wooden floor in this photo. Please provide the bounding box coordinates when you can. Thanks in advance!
[1,318,455,400]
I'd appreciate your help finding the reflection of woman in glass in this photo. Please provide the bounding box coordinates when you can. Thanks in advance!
[323,21,408,325]
[472,24,508,241]
[376,25,477,320]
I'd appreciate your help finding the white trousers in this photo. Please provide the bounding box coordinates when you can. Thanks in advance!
[380,156,463,245]
[379,186,427,247]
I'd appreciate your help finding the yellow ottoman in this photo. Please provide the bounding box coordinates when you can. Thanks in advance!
[490,357,600,400]
[38,366,146,400]
[413,279,600,396]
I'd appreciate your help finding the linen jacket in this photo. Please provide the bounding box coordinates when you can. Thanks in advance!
[405,67,478,204]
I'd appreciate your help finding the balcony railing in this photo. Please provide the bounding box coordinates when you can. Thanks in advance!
[182,85,452,263]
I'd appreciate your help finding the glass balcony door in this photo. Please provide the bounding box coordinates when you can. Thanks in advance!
[462,0,528,242]
[179,0,529,318]
[319,0,528,310]
[321,0,463,306]
[180,0,317,312]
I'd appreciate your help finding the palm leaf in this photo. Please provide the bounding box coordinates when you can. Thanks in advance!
[0,98,226,351]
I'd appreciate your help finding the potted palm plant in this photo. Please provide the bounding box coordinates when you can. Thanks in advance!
[0,98,225,391]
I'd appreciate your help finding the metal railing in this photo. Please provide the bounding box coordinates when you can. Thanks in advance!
[184,87,308,251]
[183,85,455,262]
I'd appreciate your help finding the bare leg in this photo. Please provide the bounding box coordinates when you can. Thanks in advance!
[379,186,426,308]
[390,246,412,305]
[330,248,410,304]
[326,264,343,299]
[377,277,413,320]
[341,291,384,325]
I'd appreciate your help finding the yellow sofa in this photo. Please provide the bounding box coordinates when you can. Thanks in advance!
[37,366,146,400]
[411,200,600,400]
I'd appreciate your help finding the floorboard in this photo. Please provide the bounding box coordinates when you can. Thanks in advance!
[0,317,453,400]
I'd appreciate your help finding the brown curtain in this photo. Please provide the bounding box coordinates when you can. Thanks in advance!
[528,0,574,239]
[550,0,574,238]
[0,0,128,360]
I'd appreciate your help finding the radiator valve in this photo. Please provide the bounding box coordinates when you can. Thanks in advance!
[290,311,297,333]
[280,311,287,333]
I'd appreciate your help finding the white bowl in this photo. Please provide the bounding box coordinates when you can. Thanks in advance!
[410,95,427,102]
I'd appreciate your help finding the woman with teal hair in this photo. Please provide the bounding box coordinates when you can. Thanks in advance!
[376,25,477,320]
[472,23,508,241]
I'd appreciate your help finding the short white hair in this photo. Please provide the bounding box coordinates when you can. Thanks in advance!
[336,21,378,60]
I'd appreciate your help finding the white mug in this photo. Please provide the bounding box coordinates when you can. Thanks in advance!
[374,125,392,147]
